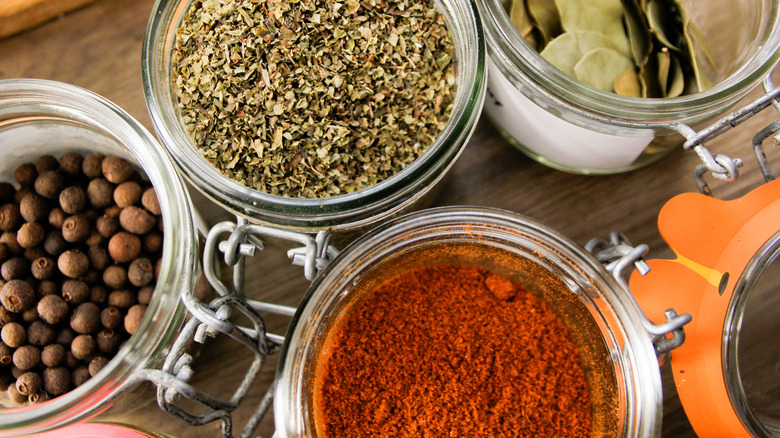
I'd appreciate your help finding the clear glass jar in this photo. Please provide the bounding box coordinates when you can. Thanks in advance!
[275,207,663,437]
[142,0,486,233]
[477,0,780,174]
[0,79,197,436]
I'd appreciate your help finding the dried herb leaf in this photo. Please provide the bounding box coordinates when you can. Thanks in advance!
[540,30,615,75]
[554,0,630,55]
[645,0,684,52]
[573,47,635,91]
[674,0,714,91]
[527,0,563,44]
[621,0,652,66]
[510,0,535,38]
[614,68,642,96]
[666,52,685,97]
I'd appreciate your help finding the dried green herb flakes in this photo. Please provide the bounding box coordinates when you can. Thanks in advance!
[173,0,456,198]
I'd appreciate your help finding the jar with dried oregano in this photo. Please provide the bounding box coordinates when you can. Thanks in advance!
[144,0,485,231]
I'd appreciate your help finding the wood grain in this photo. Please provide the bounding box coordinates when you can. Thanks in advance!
[0,0,778,436]
[0,0,99,38]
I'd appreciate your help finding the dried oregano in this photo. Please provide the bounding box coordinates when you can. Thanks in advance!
[172,0,457,198]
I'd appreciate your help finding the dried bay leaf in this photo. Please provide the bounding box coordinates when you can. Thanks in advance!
[666,52,685,97]
[614,68,642,96]
[645,0,684,52]
[656,48,671,97]
[540,30,615,75]
[573,47,634,91]
[527,0,563,44]
[621,0,652,66]
[673,0,714,91]
[510,0,535,38]
[554,0,630,55]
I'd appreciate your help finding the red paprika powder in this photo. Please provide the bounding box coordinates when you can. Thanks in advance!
[314,264,593,437]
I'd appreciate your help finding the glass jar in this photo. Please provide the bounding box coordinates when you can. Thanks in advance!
[275,206,664,437]
[476,0,780,174]
[0,79,197,436]
[142,0,486,233]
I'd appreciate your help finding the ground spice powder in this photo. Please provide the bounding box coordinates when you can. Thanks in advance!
[314,264,592,437]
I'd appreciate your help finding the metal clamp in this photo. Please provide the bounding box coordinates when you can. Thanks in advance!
[586,231,692,355]
[135,216,339,438]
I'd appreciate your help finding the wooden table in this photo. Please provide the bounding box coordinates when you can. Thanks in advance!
[1,0,778,436]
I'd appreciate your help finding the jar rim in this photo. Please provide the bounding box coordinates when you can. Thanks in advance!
[0,78,195,435]
[477,0,780,126]
[143,0,486,231]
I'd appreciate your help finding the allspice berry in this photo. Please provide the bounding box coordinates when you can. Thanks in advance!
[0,204,22,232]
[87,179,114,209]
[0,280,35,313]
[143,232,163,254]
[58,250,89,278]
[137,286,154,306]
[14,163,37,187]
[87,246,110,271]
[48,207,67,229]
[59,186,87,214]
[38,280,58,297]
[102,265,127,289]
[107,232,141,263]
[124,304,147,335]
[88,356,109,377]
[16,372,42,395]
[114,181,142,208]
[61,215,90,243]
[64,351,78,369]
[71,365,89,388]
[90,285,108,305]
[108,290,135,310]
[27,320,56,346]
[34,170,66,199]
[62,280,89,305]
[128,258,153,287]
[59,153,84,176]
[96,328,121,354]
[71,334,95,360]
[35,155,59,173]
[38,294,69,325]
[141,188,161,216]
[31,257,56,280]
[0,341,12,365]
[56,328,75,348]
[2,257,28,281]
[13,345,40,370]
[17,222,45,248]
[41,343,66,367]
[82,153,105,179]
[85,231,103,247]
[0,232,22,255]
[43,367,71,396]
[71,302,100,334]
[102,156,134,184]
[119,206,156,235]
[24,247,46,262]
[19,193,50,223]
[7,384,27,405]
[96,215,119,238]
[100,307,122,330]
[43,230,67,256]
[0,306,17,327]
[1,322,25,348]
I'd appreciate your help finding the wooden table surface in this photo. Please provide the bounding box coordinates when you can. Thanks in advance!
[1,0,779,436]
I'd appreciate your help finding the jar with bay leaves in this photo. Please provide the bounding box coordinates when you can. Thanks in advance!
[143,0,485,233]
[477,0,780,173]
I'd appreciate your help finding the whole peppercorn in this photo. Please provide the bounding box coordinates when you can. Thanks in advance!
[56,328,75,348]
[96,214,119,238]
[59,152,84,176]
[43,230,67,256]
[87,246,110,271]
[100,307,123,330]
[28,321,56,346]
[0,183,15,203]
[14,163,38,187]
[38,294,69,325]
[137,286,154,306]
[96,328,121,354]
[71,334,95,360]
[119,206,156,235]
[71,365,89,388]
[113,181,142,208]
[41,343,66,367]
[82,153,105,179]
[1,322,25,347]
[19,193,50,223]
[17,222,45,248]
[48,207,67,229]
[13,345,40,370]
[102,156,134,184]
[124,304,147,335]
[1,280,35,313]
[37,280,58,297]
[128,258,154,287]
[62,279,89,305]
[0,306,17,327]
[0,232,22,255]
[7,384,27,405]
[34,170,66,199]
[57,250,89,278]
[71,302,100,334]
[142,232,163,254]
[35,155,59,173]
[0,204,22,232]
[0,341,12,365]
[86,179,114,209]
[107,232,141,263]
[1,257,28,281]
[59,186,88,214]
[16,371,42,395]
[141,188,161,216]
[61,215,90,243]
[103,265,127,289]
[31,257,56,280]
[90,285,108,305]
[88,356,109,377]
[108,290,135,310]
[43,367,71,396]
